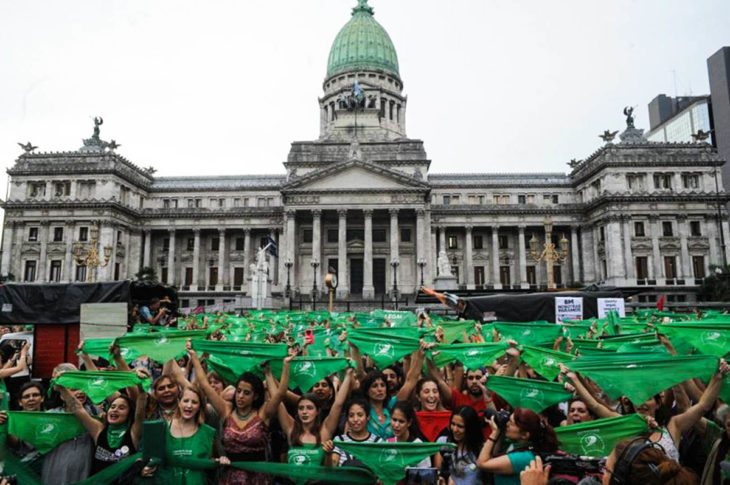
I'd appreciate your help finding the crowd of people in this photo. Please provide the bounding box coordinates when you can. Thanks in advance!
[0,305,729,485]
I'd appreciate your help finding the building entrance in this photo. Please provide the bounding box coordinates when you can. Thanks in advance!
[350,258,363,294]
[373,258,386,295]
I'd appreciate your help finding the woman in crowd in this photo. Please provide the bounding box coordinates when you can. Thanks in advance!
[360,370,396,439]
[701,406,730,484]
[602,437,698,485]
[2,381,46,465]
[189,347,292,485]
[560,397,596,426]
[435,406,484,485]
[276,368,353,465]
[146,374,181,422]
[330,397,383,466]
[477,407,559,485]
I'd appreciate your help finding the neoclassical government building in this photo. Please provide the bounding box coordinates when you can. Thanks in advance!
[2,0,729,307]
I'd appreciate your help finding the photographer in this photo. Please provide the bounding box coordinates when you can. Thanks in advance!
[477,407,558,485]
[139,298,169,326]
[435,406,484,485]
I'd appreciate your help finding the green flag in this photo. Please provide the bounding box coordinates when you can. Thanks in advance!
[115,330,207,363]
[370,310,418,328]
[78,338,115,358]
[231,462,376,484]
[599,333,659,350]
[555,414,649,457]
[569,355,718,404]
[486,376,572,413]
[659,324,730,357]
[348,327,421,368]
[430,342,508,369]
[269,357,350,392]
[494,322,562,345]
[8,411,87,454]
[520,345,575,381]
[438,320,479,343]
[52,371,151,404]
[333,440,452,485]
[192,340,288,384]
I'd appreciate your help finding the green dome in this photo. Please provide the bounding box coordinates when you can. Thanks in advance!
[326,0,400,79]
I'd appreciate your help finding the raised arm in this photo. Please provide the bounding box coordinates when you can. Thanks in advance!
[260,356,293,421]
[0,344,29,379]
[59,386,104,441]
[426,357,452,404]
[396,344,427,402]
[560,363,618,419]
[130,381,148,448]
[669,359,729,440]
[187,345,231,419]
[322,368,353,439]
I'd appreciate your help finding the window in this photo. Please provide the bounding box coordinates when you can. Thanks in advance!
[478,195,486,205]
[211,238,220,251]
[162,238,170,252]
[636,257,649,280]
[267,197,275,207]
[28,227,38,242]
[50,260,62,282]
[54,181,70,197]
[184,267,193,286]
[591,179,601,193]
[518,195,526,205]
[400,228,411,243]
[373,229,387,243]
[662,221,673,237]
[443,195,451,206]
[114,262,120,280]
[161,267,168,284]
[543,194,553,204]
[257,197,266,207]
[599,227,605,242]
[626,174,636,190]
[527,266,536,285]
[218,198,226,208]
[24,261,37,281]
[634,222,645,237]
[468,195,476,205]
[653,174,672,190]
[552,194,559,204]
[233,198,241,207]
[195,198,201,208]
[499,266,511,286]
[346,229,364,241]
[303,229,313,243]
[187,238,195,251]
[682,174,700,190]
[451,195,460,204]
[664,256,677,279]
[498,235,509,249]
[327,229,339,243]
[243,198,249,207]
[233,267,244,286]
[235,238,244,251]
[209,267,218,286]
[692,256,705,278]
[474,267,485,287]
[690,221,702,237]
[79,227,88,242]
[447,235,458,250]
[75,265,87,282]
[494,195,510,205]
[473,235,483,250]
[187,199,195,208]
[163,199,170,209]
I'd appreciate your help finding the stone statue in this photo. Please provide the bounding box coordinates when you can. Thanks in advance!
[17,142,37,153]
[567,158,582,169]
[437,250,453,277]
[256,247,269,273]
[93,117,103,138]
[367,94,377,108]
[623,107,635,129]
[599,130,618,143]
[348,139,363,160]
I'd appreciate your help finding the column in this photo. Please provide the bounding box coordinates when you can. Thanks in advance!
[722,219,730,264]
[580,227,596,283]
[242,229,251,288]
[363,209,374,298]
[622,218,634,281]
[312,210,322,291]
[592,225,601,281]
[270,229,279,286]
[518,225,528,288]
[492,226,502,289]
[99,224,115,281]
[337,209,348,297]
[143,230,152,268]
[570,226,580,284]
[438,226,446,257]
[123,230,132,278]
[423,210,433,286]
[650,217,663,282]
[109,226,118,281]
[415,209,426,291]
[64,222,75,282]
[708,217,719,265]
[0,222,14,278]
[389,209,400,273]
[605,217,625,282]
[37,222,49,282]
[677,216,690,280]
[192,229,201,290]
[465,225,474,290]
[430,227,437,281]
[167,229,176,286]
[287,210,296,290]
[217,229,226,290]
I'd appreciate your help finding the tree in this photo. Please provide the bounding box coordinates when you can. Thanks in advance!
[697,265,730,302]
[134,266,159,284]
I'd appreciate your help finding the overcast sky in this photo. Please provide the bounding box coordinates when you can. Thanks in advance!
[1,0,728,190]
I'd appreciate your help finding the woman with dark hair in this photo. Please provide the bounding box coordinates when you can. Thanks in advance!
[435,406,485,485]
[16,381,45,411]
[276,369,353,465]
[388,400,423,444]
[146,374,180,422]
[560,397,596,426]
[189,348,292,485]
[602,438,697,485]
[360,370,395,439]
[477,407,559,485]
[701,407,730,485]
[330,398,383,466]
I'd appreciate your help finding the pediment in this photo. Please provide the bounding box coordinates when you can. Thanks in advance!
[282,159,429,192]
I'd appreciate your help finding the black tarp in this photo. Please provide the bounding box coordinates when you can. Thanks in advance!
[0,282,131,325]
[460,290,626,322]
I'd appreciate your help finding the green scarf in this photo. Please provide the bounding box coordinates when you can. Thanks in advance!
[494,322,563,345]
[438,320,479,343]
[370,310,418,328]
[659,324,730,357]
[520,345,575,381]
[430,342,508,369]
[569,355,718,404]
[332,440,453,485]
[192,340,288,384]
[269,357,351,392]
[8,411,87,454]
[599,333,659,350]
[555,414,649,457]
[348,327,421,368]
[231,462,376,484]
[115,330,207,363]
[106,423,129,449]
[52,370,151,404]
[486,376,572,413]
[77,338,115,359]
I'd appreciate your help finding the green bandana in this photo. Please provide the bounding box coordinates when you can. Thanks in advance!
[332,440,453,485]
[599,333,659,350]
[555,414,649,457]
[52,370,151,404]
[106,423,129,449]
[659,324,730,357]
[520,345,575,381]
[430,342,508,369]
[494,322,563,345]
[370,310,418,328]
[77,338,115,359]
[231,462,377,484]
[192,340,288,384]
[569,355,718,404]
[115,330,207,363]
[439,320,479,343]
[486,376,572,413]
[269,357,350,392]
[348,327,421,368]
[8,411,87,454]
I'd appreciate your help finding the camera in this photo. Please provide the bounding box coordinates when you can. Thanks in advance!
[492,409,511,431]
[439,447,454,481]
[541,453,603,478]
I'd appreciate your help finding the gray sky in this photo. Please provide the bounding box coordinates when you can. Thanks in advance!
[1,0,728,189]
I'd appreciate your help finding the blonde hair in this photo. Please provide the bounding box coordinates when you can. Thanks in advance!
[176,385,207,425]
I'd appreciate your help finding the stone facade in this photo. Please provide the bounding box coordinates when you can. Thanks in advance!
[2,1,729,307]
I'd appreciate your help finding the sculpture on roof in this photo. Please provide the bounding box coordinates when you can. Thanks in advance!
[599,130,618,143]
[623,107,635,129]
[107,140,120,151]
[567,158,582,169]
[80,116,121,153]
[93,117,103,138]
[143,166,157,174]
[692,129,712,142]
[17,141,37,153]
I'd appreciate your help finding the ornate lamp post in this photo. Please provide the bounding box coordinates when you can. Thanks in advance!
[310,259,320,308]
[72,224,112,283]
[391,259,400,308]
[417,258,427,287]
[284,259,293,298]
[529,217,569,289]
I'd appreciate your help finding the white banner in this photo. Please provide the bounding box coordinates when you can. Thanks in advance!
[80,303,128,342]
[555,297,583,324]
[597,298,626,318]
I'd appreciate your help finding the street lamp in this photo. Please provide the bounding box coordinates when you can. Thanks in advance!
[284,259,293,298]
[310,259,320,307]
[417,258,427,287]
[391,259,400,308]
[72,224,112,282]
[529,217,569,289]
